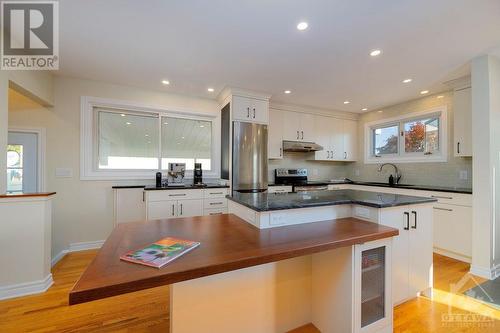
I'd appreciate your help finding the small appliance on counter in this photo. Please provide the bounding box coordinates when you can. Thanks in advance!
[167,163,186,186]
[193,163,203,186]
[155,172,162,187]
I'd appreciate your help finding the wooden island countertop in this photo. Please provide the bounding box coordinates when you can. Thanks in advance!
[69,214,398,305]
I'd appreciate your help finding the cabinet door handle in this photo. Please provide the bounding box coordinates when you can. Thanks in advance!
[142,191,145,202]
[172,204,175,216]
[169,193,187,197]
[301,131,304,140]
[180,203,183,215]
[247,107,250,118]
[210,202,223,205]
[403,212,410,230]
[296,131,299,139]
[253,108,256,119]
[433,207,453,212]
[411,211,417,229]
[457,142,460,154]
[431,195,453,200]
[280,147,282,157]
[344,152,347,159]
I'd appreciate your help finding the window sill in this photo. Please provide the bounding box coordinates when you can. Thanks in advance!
[364,156,448,164]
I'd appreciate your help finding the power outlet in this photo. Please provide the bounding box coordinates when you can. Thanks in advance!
[459,170,468,180]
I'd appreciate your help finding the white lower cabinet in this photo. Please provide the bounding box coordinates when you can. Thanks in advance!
[145,188,228,220]
[113,188,146,225]
[433,203,472,260]
[379,204,433,305]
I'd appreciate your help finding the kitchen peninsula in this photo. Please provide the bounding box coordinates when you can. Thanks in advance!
[70,189,435,333]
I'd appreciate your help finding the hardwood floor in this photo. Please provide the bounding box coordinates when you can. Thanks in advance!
[0,251,498,332]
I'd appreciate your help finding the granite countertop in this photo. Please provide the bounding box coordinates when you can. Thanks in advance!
[269,180,472,194]
[112,183,229,190]
[227,189,437,212]
[144,183,229,191]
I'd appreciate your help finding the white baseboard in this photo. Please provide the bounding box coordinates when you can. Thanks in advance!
[51,240,104,267]
[433,248,471,263]
[68,240,104,252]
[0,274,53,300]
[470,265,495,280]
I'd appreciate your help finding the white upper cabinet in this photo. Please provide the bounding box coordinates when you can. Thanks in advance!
[343,119,358,161]
[232,95,269,124]
[453,87,472,157]
[282,111,315,142]
[268,109,284,159]
[312,115,357,161]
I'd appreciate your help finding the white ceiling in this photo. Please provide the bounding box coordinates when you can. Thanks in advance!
[57,0,500,113]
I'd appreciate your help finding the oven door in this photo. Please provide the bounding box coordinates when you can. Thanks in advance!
[294,185,329,192]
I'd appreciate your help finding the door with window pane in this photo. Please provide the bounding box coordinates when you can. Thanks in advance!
[7,132,38,193]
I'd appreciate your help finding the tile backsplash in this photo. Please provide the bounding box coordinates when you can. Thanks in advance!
[268,152,349,183]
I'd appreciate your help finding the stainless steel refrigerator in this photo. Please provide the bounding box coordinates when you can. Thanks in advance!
[232,122,268,193]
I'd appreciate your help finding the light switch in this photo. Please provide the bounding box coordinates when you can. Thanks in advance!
[55,168,73,178]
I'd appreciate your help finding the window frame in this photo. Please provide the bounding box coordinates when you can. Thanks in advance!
[81,96,218,180]
[364,107,447,164]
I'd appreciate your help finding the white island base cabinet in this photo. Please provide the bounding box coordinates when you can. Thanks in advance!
[170,239,393,333]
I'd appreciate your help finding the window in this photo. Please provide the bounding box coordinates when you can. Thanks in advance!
[161,117,212,170]
[98,111,159,169]
[6,144,23,193]
[365,107,447,163]
[81,97,217,180]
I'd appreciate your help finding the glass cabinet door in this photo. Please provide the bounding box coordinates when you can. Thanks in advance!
[360,246,386,328]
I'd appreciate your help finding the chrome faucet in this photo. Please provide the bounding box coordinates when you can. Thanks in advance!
[378,163,402,185]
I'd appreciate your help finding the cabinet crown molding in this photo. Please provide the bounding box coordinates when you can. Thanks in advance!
[217,87,272,104]
[443,75,471,90]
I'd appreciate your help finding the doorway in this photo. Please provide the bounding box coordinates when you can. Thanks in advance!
[7,131,40,193]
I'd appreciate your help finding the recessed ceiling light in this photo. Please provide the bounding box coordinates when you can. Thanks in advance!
[370,49,382,57]
[163,122,168,125]
[343,101,350,104]
[362,108,368,111]
[200,125,205,128]
[420,90,429,95]
[162,80,170,85]
[207,88,214,92]
[126,122,131,125]
[181,136,185,139]
[402,78,412,83]
[284,90,291,94]
[377,110,384,113]
[437,95,444,99]
[297,22,308,31]
[145,134,149,137]
[120,113,126,117]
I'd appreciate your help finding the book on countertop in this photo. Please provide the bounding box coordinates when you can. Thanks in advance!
[120,237,200,268]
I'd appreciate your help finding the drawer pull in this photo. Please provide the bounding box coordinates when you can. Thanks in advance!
[209,192,223,195]
[431,195,453,200]
[433,207,453,212]
[209,212,223,215]
[210,202,223,205]
[169,193,187,197]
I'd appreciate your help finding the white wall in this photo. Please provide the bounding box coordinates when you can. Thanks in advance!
[8,76,220,258]
[0,71,7,194]
[471,54,500,278]
[8,71,54,106]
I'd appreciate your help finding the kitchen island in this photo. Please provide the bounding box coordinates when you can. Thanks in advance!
[70,189,434,333]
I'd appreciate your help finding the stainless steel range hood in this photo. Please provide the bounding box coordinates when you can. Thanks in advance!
[283,140,323,152]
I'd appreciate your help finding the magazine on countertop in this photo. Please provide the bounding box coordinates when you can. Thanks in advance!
[120,237,200,268]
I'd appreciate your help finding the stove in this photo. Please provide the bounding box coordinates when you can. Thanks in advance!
[274,168,329,192]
